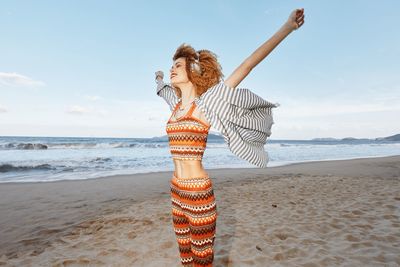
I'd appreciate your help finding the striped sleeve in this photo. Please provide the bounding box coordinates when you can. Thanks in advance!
[156,79,179,111]
[194,82,279,168]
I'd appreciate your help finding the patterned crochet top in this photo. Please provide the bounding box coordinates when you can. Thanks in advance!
[166,99,211,161]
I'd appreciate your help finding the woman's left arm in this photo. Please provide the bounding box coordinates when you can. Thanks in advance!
[224,8,305,89]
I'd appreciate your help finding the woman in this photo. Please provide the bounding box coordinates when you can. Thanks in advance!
[155,8,304,267]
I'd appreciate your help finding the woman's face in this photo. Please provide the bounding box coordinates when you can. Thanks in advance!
[170,57,190,87]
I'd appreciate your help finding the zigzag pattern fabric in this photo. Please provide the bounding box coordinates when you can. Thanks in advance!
[170,172,217,267]
[166,100,210,161]
[166,100,217,266]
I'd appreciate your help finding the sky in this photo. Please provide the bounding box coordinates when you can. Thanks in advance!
[0,0,399,140]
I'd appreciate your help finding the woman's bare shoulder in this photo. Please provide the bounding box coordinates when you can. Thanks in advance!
[193,105,211,127]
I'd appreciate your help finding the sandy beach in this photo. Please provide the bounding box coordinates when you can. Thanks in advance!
[0,155,399,266]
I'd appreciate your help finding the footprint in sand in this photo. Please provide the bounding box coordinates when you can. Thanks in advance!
[351,210,364,215]
[160,241,174,249]
[345,234,360,242]
[123,250,137,257]
[127,231,137,239]
[383,214,398,220]
[142,219,154,226]
[19,237,42,245]
[274,232,289,240]
[273,252,285,261]
[158,213,171,222]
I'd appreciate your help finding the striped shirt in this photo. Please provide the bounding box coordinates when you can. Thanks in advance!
[156,80,279,168]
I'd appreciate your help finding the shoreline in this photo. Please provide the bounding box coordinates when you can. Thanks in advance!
[1,154,399,185]
[1,155,399,266]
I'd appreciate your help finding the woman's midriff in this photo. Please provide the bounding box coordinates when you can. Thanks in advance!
[173,159,208,178]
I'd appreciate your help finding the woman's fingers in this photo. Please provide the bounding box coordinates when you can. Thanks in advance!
[296,9,304,18]
[295,9,304,29]
[155,70,164,80]
[296,19,304,29]
[296,16,304,26]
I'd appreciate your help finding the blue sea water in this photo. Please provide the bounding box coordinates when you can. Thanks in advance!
[0,135,399,183]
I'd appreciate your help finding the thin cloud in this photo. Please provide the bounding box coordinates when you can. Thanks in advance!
[0,72,45,87]
[66,105,91,115]
[148,116,158,121]
[84,95,102,101]
[66,105,108,116]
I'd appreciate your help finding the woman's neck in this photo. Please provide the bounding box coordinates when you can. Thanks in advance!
[179,83,197,108]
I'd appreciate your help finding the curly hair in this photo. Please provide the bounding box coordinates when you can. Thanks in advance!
[172,43,224,99]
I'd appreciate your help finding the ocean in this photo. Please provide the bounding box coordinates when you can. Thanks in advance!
[0,135,399,183]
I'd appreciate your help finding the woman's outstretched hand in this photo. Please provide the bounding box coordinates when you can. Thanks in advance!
[155,70,164,82]
[286,8,305,31]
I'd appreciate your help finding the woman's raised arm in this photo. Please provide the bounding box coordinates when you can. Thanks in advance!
[224,8,305,89]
